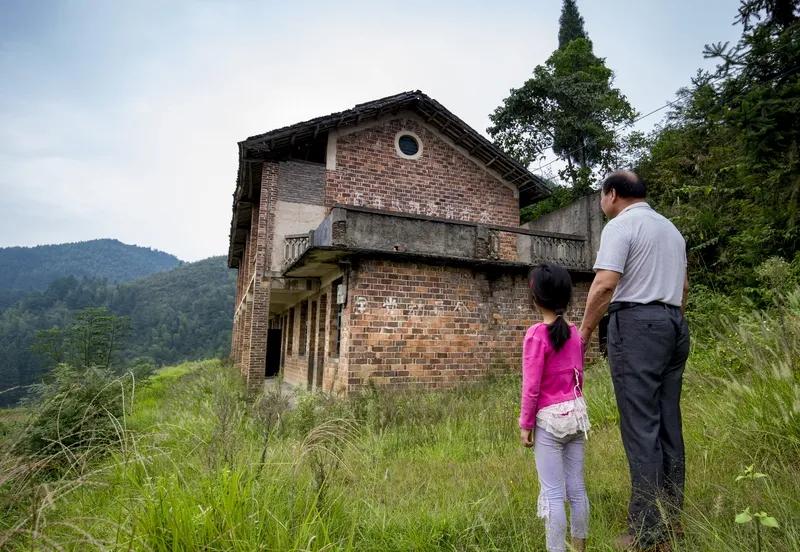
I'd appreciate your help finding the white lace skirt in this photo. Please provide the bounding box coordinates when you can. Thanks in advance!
[535,396,591,438]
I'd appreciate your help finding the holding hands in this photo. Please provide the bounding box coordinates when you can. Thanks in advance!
[520,428,534,448]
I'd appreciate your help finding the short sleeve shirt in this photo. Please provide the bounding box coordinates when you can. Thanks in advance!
[593,202,687,306]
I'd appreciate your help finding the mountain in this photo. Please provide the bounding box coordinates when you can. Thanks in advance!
[0,256,235,407]
[111,256,236,364]
[0,239,181,294]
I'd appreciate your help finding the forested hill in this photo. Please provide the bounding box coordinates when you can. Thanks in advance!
[0,239,180,296]
[0,256,235,406]
[113,256,236,363]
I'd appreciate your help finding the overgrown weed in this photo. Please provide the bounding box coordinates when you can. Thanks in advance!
[1,291,799,550]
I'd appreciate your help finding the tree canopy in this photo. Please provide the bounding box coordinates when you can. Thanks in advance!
[558,0,587,48]
[488,0,635,197]
[637,0,800,290]
[0,239,180,293]
[0,256,235,406]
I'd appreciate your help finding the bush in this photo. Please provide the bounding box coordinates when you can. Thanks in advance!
[19,363,133,469]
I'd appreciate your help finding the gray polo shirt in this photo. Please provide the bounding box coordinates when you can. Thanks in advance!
[594,202,686,306]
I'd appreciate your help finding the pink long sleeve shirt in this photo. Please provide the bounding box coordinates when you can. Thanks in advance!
[519,323,585,430]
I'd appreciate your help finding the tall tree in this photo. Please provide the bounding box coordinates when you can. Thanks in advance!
[489,1,635,196]
[637,0,800,290]
[558,0,587,48]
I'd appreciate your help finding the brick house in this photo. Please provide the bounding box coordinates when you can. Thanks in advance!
[227,91,602,394]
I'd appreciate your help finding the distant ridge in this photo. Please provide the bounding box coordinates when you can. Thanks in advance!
[0,255,235,407]
[0,239,181,293]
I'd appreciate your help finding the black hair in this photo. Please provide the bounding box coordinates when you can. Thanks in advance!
[601,171,646,199]
[528,263,573,351]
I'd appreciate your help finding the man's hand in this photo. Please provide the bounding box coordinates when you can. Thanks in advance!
[579,269,621,346]
[580,328,592,351]
[520,428,534,448]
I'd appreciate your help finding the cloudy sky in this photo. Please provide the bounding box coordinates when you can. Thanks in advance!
[0,0,742,262]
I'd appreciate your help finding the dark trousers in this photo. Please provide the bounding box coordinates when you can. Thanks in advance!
[607,303,690,546]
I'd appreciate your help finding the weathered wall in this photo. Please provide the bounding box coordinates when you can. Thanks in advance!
[277,278,349,393]
[277,160,326,205]
[270,201,327,272]
[525,192,605,266]
[344,258,594,392]
[238,163,279,391]
[326,114,520,227]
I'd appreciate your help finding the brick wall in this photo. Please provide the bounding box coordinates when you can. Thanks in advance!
[327,116,519,228]
[230,114,597,393]
[229,162,279,391]
[344,258,594,391]
[278,281,350,393]
[277,160,326,205]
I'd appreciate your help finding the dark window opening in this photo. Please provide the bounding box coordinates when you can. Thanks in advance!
[287,309,294,356]
[299,301,309,356]
[398,135,419,156]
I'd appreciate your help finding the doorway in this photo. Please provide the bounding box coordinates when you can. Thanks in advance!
[307,300,317,390]
[315,294,328,390]
[266,329,281,377]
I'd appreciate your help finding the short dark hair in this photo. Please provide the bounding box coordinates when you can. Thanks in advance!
[601,171,646,199]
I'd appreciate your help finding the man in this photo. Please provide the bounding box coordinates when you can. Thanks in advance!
[580,171,690,552]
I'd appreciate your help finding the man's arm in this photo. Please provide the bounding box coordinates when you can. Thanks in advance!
[681,270,689,316]
[579,269,621,345]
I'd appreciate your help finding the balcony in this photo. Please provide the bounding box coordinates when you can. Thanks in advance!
[284,233,311,268]
[281,205,592,277]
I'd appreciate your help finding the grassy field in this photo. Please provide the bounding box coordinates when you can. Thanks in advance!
[1,296,799,550]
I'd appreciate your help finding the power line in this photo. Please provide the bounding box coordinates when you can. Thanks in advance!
[518,57,800,191]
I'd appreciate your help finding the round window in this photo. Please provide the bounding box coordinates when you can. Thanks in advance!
[398,135,419,156]
[395,131,423,159]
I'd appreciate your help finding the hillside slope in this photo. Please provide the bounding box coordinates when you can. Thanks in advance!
[0,239,180,295]
[0,256,235,406]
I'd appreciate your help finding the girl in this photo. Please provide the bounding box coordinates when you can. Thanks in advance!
[519,263,590,552]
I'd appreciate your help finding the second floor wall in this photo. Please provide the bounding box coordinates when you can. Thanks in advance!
[326,114,520,228]
[271,160,327,273]
[262,112,525,272]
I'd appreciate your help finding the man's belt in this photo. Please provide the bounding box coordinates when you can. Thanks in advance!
[608,301,677,314]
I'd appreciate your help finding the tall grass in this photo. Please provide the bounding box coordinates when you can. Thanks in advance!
[0,294,799,550]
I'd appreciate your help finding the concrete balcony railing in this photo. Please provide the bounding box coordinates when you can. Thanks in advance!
[283,233,311,268]
[281,205,592,277]
[518,232,587,270]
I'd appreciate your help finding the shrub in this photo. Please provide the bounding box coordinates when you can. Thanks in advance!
[19,363,133,469]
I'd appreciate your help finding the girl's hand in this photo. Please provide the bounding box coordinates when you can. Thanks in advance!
[520,428,534,448]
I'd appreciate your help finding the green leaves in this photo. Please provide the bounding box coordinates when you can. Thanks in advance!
[637,0,800,292]
[735,507,781,529]
[759,515,780,528]
[734,464,780,552]
[488,4,635,195]
[735,508,753,524]
[735,464,769,482]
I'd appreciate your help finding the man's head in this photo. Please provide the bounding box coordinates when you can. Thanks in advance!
[599,170,647,218]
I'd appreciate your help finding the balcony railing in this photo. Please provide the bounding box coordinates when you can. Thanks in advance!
[529,233,586,269]
[281,206,592,275]
[283,233,311,267]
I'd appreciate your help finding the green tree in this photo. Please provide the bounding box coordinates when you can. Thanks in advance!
[32,306,130,372]
[637,0,799,290]
[558,0,587,48]
[488,2,636,196]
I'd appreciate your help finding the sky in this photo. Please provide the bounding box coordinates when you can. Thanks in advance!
[0,0,743,262]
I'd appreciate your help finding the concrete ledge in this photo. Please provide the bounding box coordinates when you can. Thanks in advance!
[282,205,592,277]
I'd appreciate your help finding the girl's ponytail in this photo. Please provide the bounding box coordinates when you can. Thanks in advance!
[547,309,571,352]
[529,264,573,352]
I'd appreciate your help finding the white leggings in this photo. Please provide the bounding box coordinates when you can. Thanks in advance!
[534,428,590,552]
